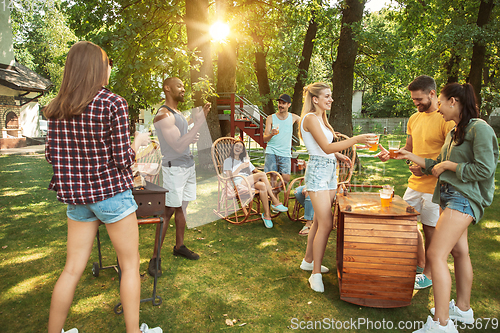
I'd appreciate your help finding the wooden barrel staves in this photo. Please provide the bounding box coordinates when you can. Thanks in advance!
[335,192,419,308]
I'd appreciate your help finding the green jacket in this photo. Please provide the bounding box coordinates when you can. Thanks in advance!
[424,119,499,222]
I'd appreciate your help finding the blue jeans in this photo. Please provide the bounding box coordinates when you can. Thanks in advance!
[294,185,314,221]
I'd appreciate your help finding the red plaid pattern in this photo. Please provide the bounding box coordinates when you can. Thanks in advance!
[45,88,135,204]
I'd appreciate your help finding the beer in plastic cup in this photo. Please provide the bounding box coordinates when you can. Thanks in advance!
[273,124,280,134]
[388,140,401,159]
[369,134,380,151]
[382,185,394,202]
[379,189,391,207]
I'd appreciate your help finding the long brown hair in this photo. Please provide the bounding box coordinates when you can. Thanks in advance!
[299,82,335,139]
[44,41,110,119]
[440,82,479,146]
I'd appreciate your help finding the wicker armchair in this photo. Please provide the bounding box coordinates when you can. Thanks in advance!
[211,137,285,224]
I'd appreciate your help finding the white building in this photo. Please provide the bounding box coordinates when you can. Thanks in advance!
[0,7,52,149]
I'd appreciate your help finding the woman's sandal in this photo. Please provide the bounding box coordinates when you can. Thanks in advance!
[299,225,310,236]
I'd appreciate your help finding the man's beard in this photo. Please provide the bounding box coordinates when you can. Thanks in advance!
[418,100,432,112]
[175,95,185,103]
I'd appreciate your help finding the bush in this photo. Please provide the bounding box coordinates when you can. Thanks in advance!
[392,121,405,135]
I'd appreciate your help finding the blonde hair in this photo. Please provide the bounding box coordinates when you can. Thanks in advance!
[299,82,335,139]
[44,41,110,119]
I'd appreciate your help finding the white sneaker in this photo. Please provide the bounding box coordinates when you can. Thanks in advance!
[308,273,324,292]
[300,259,329,273]
[413,315,458,333]
[431,299,474,324]
[61,329,78,333]
[140,323,163,333]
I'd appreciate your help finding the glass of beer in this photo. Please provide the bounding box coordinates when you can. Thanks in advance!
[369,134,380,151]
[379,189,391,207]
[388,140,401,159]
[273,124,280,134]
[382,185,394,202]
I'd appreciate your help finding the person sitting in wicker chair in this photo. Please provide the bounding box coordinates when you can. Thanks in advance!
[223,140,288,228]
[294,185,314,236]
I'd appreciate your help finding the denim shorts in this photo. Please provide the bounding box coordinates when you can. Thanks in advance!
[304,155,337,192]
[66,189,138,224]
[440,183,475,221]
[264,153,291,175]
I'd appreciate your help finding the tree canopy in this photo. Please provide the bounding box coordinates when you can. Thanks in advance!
[11,0,500,136]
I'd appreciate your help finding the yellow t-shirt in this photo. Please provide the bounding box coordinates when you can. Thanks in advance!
[407,110,455,193]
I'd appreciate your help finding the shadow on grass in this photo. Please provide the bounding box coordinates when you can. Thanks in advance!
[1,154,499,332]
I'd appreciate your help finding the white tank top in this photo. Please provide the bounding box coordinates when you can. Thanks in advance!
[300,113,336,159]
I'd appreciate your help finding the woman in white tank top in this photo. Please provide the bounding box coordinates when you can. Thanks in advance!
[298,82,377,293]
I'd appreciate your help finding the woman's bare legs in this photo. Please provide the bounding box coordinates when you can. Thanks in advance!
[254,181,272,218]
[48,213,141,333]
[426,208,473,325]
[105,213,141,333]
[451,228,473,312]
[248,172,282,206]
[304,214,318,263]
[303,189,336,273]
[48,219,100,333]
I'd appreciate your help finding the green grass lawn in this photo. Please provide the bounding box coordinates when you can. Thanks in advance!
[1,144,499,332]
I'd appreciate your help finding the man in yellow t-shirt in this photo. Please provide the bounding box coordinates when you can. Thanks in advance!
[380,75,454,290]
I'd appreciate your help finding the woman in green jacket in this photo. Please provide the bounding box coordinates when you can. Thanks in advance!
[398,83,499,333]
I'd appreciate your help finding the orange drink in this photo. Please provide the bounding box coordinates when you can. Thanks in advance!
[388,140,401,159]
[369,134,380,151]
[382,185,394,202]
[379,189,391,207]
[273,124,280,134]
[389,148,399,159]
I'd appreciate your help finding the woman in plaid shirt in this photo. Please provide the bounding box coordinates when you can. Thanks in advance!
[45,42,161,333]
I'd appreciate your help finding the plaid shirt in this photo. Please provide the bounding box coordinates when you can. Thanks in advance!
[45,88,135,205]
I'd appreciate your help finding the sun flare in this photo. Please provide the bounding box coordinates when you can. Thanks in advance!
[210,21,230,41]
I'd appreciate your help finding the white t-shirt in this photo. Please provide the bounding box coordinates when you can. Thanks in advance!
[223,157,256,177]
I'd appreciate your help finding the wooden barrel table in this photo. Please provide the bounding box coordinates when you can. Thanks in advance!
[335,192,419,308]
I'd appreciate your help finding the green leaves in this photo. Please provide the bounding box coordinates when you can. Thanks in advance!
[11,0,500,120]
[11,0,78,104]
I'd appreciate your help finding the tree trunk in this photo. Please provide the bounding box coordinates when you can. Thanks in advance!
[217,38,238,137]
[291,10,318,145]
[468,0,495,113]
[185,0,219,169]
[213,0,237,137]
[481,64,494,119]
[445,49,461,83]
[329,0,366,137]
[252,32,274,116]
[291,11,318,117]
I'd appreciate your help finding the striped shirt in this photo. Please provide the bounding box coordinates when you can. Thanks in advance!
[45,87,135,204]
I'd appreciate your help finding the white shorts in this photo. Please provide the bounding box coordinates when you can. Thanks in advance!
[403,187,440,227]
[162,165,196,207]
